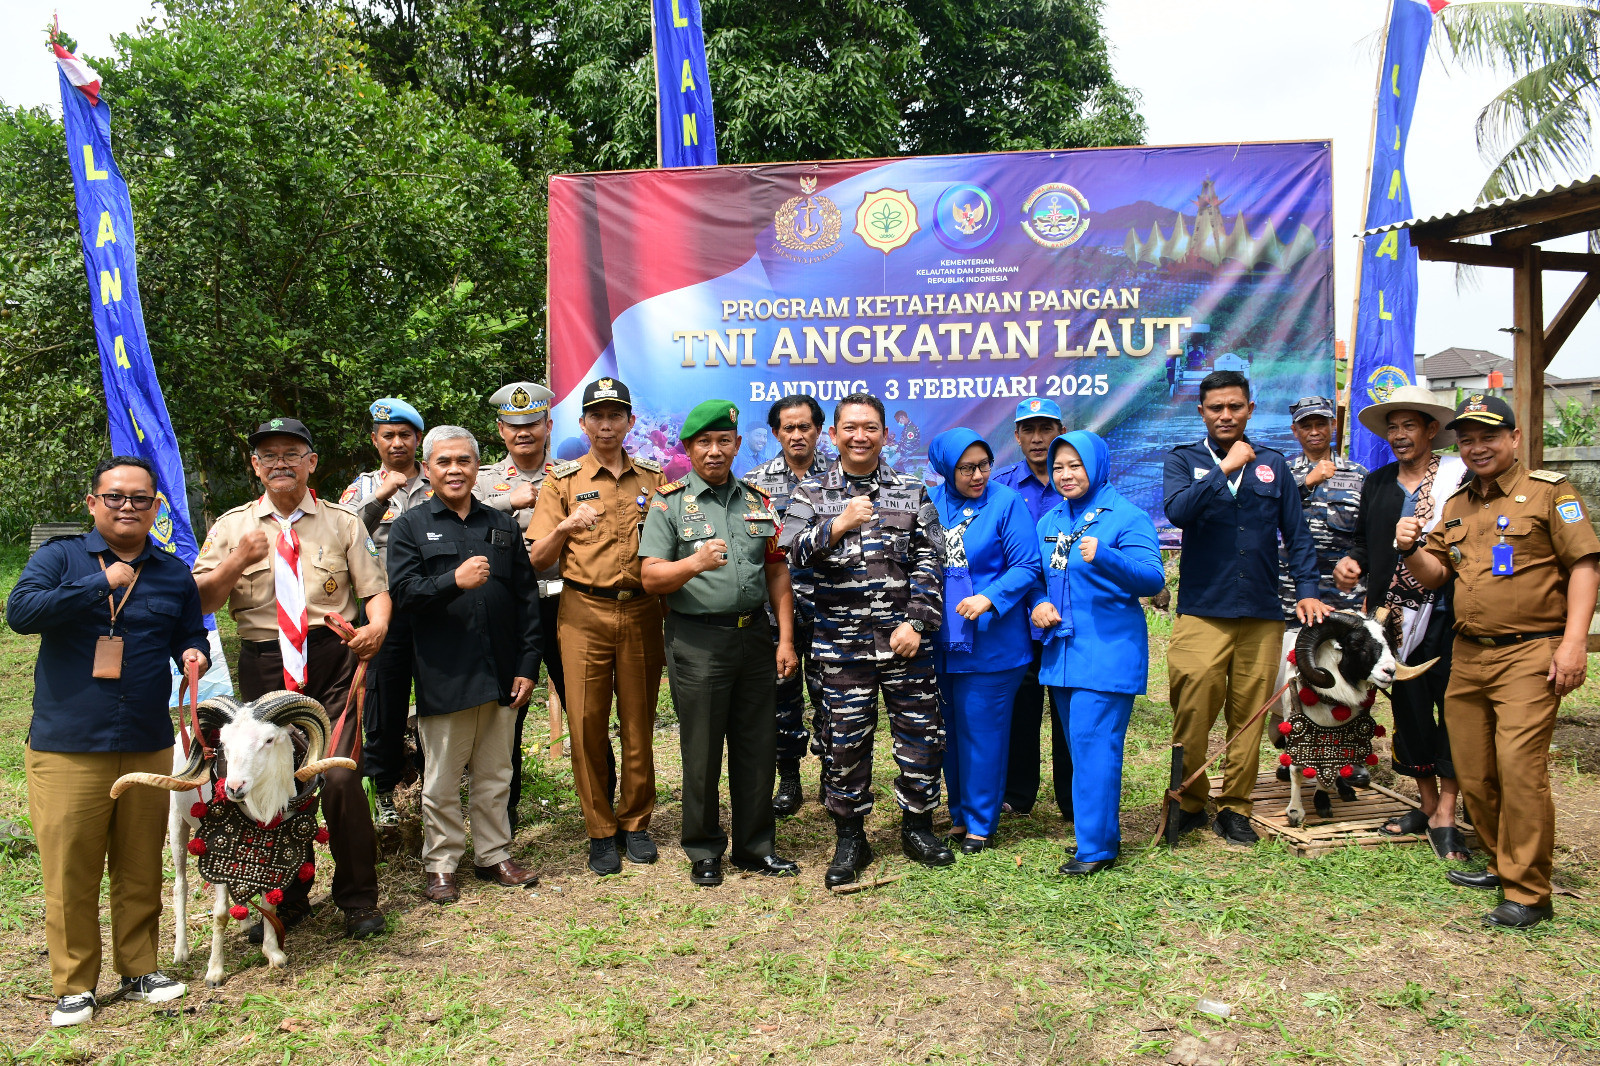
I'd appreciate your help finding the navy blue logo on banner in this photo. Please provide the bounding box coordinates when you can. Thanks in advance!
[934,183,999,250]
[1021,182,1091,249]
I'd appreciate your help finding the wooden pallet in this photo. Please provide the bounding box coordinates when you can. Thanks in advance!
[1210,772,1479,857]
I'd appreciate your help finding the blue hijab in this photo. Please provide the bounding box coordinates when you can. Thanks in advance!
[928,428,994,652]
[1038,431,1120,643]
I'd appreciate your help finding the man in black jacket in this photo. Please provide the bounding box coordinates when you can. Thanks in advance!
[1334,386,1470,860]
[388,426,543,902]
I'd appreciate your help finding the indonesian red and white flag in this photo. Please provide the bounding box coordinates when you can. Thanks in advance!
[273,510,309,691]
[50,24,103,107]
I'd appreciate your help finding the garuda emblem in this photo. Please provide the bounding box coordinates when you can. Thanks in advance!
[774,176,843,263]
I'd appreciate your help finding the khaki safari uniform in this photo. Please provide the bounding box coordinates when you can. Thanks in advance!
[639,471,785,863]
[527,451,665,840]
[1423,462,1600,908]
[340,468,432,570]
[192,492,389,912]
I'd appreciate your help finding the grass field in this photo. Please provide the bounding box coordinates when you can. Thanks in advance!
[1,543,1598,1063]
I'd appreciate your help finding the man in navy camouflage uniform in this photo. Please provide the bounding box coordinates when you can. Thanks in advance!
[1276,396,1367,619]
[782,392,955,887]
[745,395,829,816]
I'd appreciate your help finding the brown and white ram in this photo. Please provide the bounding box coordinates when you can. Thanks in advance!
[1273,610,1434,828]
[110,692,353,987]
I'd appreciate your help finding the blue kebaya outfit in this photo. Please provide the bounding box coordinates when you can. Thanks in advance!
[1030,432,1165,862]
[927,429,1042,839]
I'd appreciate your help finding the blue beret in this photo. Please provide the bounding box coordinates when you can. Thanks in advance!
[370,398,424,433]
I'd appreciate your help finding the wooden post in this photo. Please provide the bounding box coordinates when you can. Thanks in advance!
[1512,246,1545,468]
[548,687,565,760]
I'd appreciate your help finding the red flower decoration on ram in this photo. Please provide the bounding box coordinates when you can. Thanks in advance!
[229,904,249,921]
[314,827,330,845]
[1298,688,1320,706]
[190,801,207,819]
[186,838,206,856]
[298,862,315,882]
[264,889,284,906]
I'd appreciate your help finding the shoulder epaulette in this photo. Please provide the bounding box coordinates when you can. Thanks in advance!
[550,459,582,478]
[741,479,772,500]
[40,533,84,549]
[219,502,254,519]
[324,499,362,519]
[1448,479,1473,498]
[658,479,687,495]
[1529,469,1567,484]
[632,456,662,474]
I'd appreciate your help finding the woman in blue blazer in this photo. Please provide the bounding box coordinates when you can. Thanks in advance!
[927,429,1042,853]
[1030,431,1165,874]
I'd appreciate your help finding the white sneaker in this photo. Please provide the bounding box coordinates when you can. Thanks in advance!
[374,791,399,826]
[51,990,96,1027]
[120,972,186,1004]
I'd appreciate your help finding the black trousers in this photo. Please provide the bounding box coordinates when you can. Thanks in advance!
[1002,642,1074,819]
[362,611,418,793]
[238,628,377,912]
[508,592,570,829]
[1390,605,1456,780]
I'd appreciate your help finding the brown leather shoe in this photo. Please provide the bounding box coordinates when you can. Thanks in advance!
[473,859,538,888]
[424,872,459,904]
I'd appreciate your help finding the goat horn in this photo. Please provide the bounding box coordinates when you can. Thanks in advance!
[1392,656,1440,682]
[1374,606,1390,624]
[110,770,209,799]
[295,756,358,781]
[1294,625,1336,690]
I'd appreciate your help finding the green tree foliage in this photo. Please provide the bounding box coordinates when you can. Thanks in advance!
[0,0,564,527]
[347,0,1145,170]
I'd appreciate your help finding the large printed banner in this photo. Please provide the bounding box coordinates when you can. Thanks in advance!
[548,142,1334,539]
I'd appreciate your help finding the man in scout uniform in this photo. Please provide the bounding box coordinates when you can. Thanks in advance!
[783,392,955,888]
[640,399,801,886]
[528,378,666,876]
[473,380,562,832]
[1397,394,1600,929]
[991,397,1073,823]
[342,397,431,825]
[192,417,391,941]
[744,394,828,816]
[1276,395,1367,618]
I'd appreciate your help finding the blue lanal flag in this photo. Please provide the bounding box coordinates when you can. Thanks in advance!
[54,31,232,698]
[652,0,718,167]
[1350,0,1441,468]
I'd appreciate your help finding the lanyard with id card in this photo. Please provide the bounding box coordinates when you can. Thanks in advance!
[94,556,145,679]
[1492,515,1515,576]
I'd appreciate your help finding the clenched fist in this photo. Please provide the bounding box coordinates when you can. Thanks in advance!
[834,495,876,533]
[1395,516,1424,552]
[105,561,138,589]
[375,468,409,500]
[1219,440,1257,475]
[694,538,730,573]
[235,529,271,567]
[560,502,604,535]
[455,555,491,590]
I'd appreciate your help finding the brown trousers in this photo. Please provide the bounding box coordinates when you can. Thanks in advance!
[27,745,172,996]
[1445,637,1561,907]
[238,626,377,911]
[1168,614,1285,816]
[559,590,664,838]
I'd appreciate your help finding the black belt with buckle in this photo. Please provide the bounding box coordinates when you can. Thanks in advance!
[672,609,762,629]
[1461,630,1564,647]
[565,579,644,602]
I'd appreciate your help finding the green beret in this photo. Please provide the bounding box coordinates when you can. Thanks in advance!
[680,399,740,441]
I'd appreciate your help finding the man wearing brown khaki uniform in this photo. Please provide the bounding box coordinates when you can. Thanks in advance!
[1399,394,1600,929]
[528,378,666,876]
[193,417,392,940]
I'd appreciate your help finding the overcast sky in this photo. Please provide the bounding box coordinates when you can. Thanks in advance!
[6,0,1598,379]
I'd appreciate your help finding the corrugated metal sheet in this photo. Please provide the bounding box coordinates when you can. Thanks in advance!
[1359,173,1600,237]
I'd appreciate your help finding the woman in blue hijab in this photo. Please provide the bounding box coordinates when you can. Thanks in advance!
[1030,431,1165,874]
[927,428,1042,852]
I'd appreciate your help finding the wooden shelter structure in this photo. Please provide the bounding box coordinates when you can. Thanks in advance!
[1365,174,1600,468]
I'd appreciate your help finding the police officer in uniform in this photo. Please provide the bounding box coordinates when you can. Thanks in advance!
[640,399,801,885]
[1277,395,1366,618]
[1398,394,1600,929]
[342,398,431,824]
[783,392,955,888]
[473,381,563,831]
[744,395,828,816]
[528,378,666,876]
[193,417,390,940]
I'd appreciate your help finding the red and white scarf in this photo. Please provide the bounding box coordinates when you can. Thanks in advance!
[272,509,308,691]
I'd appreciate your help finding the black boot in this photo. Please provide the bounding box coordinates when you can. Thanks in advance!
[825,814,874,888]
[901,810,956,867]
[772,759,803,818]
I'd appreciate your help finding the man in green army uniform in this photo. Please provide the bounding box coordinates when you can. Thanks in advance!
[640,399,801,886]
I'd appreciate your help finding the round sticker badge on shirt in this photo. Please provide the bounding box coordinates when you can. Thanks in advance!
[1254,464,1275,484]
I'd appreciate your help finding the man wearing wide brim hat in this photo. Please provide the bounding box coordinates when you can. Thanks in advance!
[1336,384,1470,860]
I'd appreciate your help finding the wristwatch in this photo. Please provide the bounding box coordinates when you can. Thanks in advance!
[908,619,926,633]
[1394,537,1419,559]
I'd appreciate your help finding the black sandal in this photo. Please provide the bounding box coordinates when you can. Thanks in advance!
[1380,809,1429,837]
[1428,825,1472,861]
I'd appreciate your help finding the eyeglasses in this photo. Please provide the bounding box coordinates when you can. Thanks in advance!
[255,451,311,466]
[93,492,157,512]
[954,460,993,476]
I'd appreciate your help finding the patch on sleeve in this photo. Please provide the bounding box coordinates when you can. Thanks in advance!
[1558,499,1586,524]
[366,536,379,557]
[339,485,359,503]
[1193,466,1208,479]
[652,498,669,512]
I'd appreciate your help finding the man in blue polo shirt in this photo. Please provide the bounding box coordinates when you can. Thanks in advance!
[1163,371,1330,845]
[991,397,1073,821]
[8,457,209,1026]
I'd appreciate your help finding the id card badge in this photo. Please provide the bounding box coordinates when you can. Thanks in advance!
[1493,515,1515,576]
[93,634,125,679]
